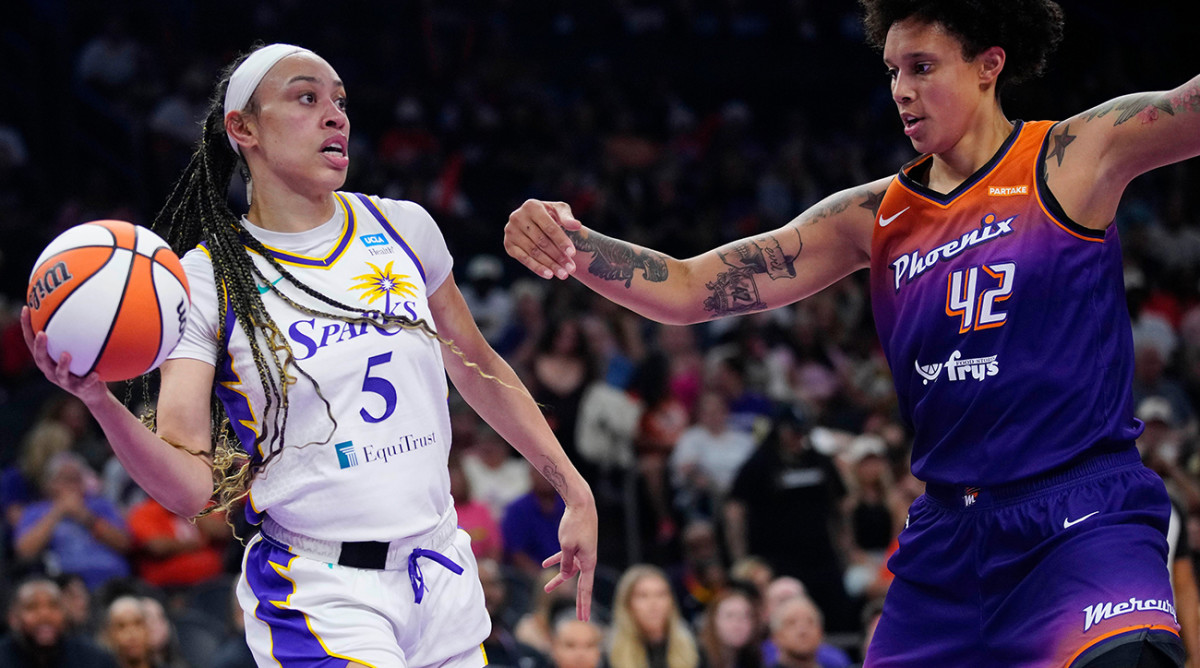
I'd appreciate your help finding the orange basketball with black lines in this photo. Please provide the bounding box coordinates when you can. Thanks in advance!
[26,220,190,381]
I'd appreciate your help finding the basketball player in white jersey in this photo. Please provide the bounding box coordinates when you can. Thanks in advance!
[22,43,598,667]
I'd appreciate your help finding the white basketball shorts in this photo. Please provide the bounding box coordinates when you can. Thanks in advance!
[236,521,490,667]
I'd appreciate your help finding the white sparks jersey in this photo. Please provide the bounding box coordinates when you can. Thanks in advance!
[170,193,455,542]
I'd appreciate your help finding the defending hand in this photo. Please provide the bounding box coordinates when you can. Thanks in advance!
[504,199,582,280]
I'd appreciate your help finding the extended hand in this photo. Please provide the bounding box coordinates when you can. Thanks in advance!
[542,499,598,621]
[21,306,109,407]
[504,199,581,280]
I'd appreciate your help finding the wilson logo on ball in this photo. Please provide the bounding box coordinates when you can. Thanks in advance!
[27,262,73,311]
[27,220,191,382]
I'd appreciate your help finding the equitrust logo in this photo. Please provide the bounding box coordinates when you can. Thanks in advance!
[335,441,359,469]
[334,432,439,470]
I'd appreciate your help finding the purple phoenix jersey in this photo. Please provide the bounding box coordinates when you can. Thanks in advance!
[870,120,1143,486]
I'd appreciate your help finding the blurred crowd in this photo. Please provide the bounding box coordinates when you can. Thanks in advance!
[2,1,1200,667]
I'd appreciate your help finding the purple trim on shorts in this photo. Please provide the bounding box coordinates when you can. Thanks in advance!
[244,538,352,667]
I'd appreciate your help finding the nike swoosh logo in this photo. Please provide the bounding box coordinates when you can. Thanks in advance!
[257,277,283,295]
[1063,511,1100,529]
[879,207,910,227]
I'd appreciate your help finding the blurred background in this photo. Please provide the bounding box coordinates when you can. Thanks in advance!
[1,2,1198,667]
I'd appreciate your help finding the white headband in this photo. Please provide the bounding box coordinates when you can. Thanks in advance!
[224,43,315,153]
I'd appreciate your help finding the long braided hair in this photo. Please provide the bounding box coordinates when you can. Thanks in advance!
[144,46,508,519]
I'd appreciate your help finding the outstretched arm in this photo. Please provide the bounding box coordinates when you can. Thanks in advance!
[1043,74,1200,229]
[504,177,889,325]
[21,308,216,518]
[428,275,597,621]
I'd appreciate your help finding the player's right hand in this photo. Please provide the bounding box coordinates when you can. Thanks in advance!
[504,199,581,280]
[20,306,108,405]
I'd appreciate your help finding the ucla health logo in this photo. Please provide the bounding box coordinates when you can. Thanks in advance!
[335,441,359,469]
[359,233,395,256]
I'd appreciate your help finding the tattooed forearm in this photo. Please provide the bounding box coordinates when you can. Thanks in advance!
[704,267,767,317]
[541,458,568,498]
[1083,86,1200,126]
[567,229,669,287]
[704,228,803,317]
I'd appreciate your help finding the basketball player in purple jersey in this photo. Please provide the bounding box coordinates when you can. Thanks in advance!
[505,1,1200,665]
[22,44,597,667]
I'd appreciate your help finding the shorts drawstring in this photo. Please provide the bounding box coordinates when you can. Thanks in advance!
[407,548,463,603]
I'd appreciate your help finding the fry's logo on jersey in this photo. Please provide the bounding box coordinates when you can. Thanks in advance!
[890,214,1017,292]
[1082,597,1176,633]
[335,432,439,470]
[915,350,999,385]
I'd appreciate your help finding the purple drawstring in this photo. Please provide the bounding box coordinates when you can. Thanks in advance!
[407,548,463,603]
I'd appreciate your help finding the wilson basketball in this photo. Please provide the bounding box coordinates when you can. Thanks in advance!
[26,220,191,381]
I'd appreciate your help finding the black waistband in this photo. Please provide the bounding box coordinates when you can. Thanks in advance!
[337,541,390,569]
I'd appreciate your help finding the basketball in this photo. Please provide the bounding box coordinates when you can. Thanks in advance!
[26,220,191,382]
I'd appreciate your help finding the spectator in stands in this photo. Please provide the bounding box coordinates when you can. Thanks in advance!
[462,423,533,522]
[2,420,74,531]
[666,519,727,624]
[725,406,852,632]
[127,497,227,590]
[670,390,757,520]
[450,456,504,561]
[837,435,896,599]
[13,452,130,590]
[0,576,117,668]
[709,356,774,438]
[608,564,700,668]
[630,353,691,556]
[503,461,567,581]
[697,588,764,668]
[478,557,550,668]
[759,578,851,668]
[98,595,158,668]
[460,254,514,347]
[54,573,94,636]
[139,597,189,668]
[516,569,580,656]
[530,316,596,467]
[550,618,606,668]
[766,596,828,668]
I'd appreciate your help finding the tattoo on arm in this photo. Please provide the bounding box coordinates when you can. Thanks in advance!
[540,457,568,498]
[703,229,803,317]
[1084,85,1200,126]
[806,193,854,223]
[567,229,669,287]
[860,189,885,218]
[1047,123,1076,166]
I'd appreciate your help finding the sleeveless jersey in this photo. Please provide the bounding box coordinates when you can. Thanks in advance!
[869,120,1142,486]
[170,192,455,542]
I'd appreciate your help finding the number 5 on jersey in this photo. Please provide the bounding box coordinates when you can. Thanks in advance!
[945,262,1015,334]
[360,352,398,423]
